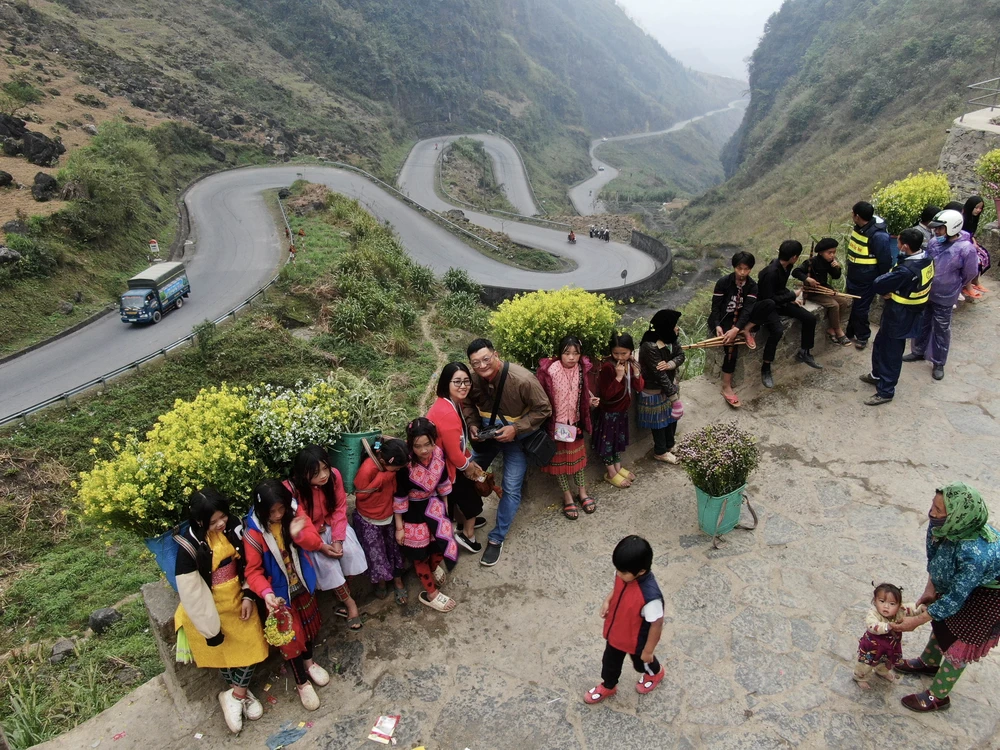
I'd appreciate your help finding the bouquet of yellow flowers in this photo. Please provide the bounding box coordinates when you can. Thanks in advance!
[263,600,295,647]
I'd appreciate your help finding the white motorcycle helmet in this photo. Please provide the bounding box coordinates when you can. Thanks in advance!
[928,209,964,237]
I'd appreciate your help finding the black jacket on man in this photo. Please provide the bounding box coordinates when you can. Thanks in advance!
[708,273,758,333]
[757,258,797,306]
[792,255,842,289]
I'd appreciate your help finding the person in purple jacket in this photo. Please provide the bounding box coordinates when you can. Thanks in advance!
[902,209,978,381]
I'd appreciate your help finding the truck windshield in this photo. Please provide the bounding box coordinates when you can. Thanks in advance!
[122,293,150,308]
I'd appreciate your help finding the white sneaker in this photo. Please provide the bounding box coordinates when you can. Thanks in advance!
[297,682,320,711]
[306,662,330,687]
[218,689,244,734]
[240,690,263,721]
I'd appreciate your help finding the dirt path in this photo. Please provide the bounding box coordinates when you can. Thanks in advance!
[416,307,447,413]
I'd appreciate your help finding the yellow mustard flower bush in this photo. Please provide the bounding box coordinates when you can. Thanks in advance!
[76,385,260,536]
[871,170,952,235]
[489,287,620,368]
[247,377,349,468]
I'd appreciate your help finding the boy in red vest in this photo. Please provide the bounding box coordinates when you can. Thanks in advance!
[584,535,665,703]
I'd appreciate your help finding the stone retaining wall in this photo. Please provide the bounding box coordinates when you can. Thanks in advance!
[939,115,1000,200]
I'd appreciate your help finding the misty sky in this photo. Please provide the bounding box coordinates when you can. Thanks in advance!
[618,0,786,81]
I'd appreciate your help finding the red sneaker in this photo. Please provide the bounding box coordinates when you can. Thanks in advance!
[636,666,665,694]
[584,683,617,704]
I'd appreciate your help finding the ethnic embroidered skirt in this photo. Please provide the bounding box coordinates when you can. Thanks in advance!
[857,629,902,668]
[400,496,458,563]
[279,588,322,660]
[542,436,587,476]
[592,411,630,461]
[932,586,1000,668]
[352,513,405,585]
[637,392,673,430]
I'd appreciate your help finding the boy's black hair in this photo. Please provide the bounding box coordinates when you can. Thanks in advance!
[814,237,839,254]
[919,205,941,224]
[436,362,472,398]
[778,240,803,262]
[873,582,902,604]
[608,331,635,352]
[898,228,924,253]
[466,338,494,358]
[853,201,875,221]
[612,535,653,575]
[731,250,755,269]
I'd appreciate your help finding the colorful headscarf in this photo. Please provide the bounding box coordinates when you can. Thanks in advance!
[933,482,998,543]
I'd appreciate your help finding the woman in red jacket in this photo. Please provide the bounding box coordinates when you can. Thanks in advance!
[285,445,368,630]
[426,362,487,554]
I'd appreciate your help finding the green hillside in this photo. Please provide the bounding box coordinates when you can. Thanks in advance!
[598,104,746,202]
[677,0,1000,249]
[4,0,743,184]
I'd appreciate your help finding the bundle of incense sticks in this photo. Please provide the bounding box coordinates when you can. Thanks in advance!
[800,285,861,299]
[682,336,749,350]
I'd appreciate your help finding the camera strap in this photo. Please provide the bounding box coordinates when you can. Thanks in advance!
[487,362,510,428]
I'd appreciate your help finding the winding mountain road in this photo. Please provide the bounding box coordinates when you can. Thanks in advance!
[568,98,748,215]
[0,103,743,421]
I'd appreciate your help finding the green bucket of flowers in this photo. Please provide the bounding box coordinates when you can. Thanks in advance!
[675,422,760,545]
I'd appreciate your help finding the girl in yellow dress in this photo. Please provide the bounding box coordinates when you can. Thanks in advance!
[174,488,270,734]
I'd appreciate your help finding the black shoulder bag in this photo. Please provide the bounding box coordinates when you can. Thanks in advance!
[486,362,556,468]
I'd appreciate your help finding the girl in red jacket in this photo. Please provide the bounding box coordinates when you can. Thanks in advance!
[286,445,368,631]
[593,332,644,489]
[352,437,409,604]
[537,335,599,520]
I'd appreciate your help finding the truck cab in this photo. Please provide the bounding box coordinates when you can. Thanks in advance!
[120,262,191,324]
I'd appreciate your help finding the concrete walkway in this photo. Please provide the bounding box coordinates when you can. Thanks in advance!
[38,293,1000,749]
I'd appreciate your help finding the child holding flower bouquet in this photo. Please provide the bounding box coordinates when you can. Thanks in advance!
[245,479,328,711]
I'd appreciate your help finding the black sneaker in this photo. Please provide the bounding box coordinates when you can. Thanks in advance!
[455,531,482,553]
[932,365,945,381]
[859,373,879,386]
[902,353,924,363]
[473,516,488,529]
[480,541,503,567]
[761,365,774,389]
[854,339,868,351]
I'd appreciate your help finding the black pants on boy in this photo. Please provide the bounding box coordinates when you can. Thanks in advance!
[772,301,816,354]
[720,299,784,374]
[601,642,661,689]
[651,421,678,456]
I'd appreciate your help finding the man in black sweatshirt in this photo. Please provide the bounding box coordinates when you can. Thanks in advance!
[756,240,822,383]
[791,237,851,346]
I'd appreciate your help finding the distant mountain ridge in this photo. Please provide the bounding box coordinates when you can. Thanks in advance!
[679,0,1000,248]
[0,0,743,184]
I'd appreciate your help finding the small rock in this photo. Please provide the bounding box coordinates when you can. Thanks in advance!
[73,290,83,303]
[230,113,245,125]
[0,170,12,187]
[50,637,76,664]
[22,130,65,167]
[277,187,291,199]
[82,123,98,136]
[73,92,107,109]
[2,219,29,235]
[0,246,22,265]
[59,301,74,315]
[89,607,122,634]
[2,137,21,157]
[209,146,226,162]
[32,172,59,201]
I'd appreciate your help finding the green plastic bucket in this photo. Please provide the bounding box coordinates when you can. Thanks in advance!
[329,430,380,494]
[696,484,747,537]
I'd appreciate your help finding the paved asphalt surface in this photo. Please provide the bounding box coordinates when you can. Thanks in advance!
[0,159,654,420]
[568,99,748,216]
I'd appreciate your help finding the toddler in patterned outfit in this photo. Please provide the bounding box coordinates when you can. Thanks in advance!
[854,582,926,689]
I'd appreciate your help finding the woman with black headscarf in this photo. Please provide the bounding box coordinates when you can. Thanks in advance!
[637,310,685,463]
[961,196,990,297]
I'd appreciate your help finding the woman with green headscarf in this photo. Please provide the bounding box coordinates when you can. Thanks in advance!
[892,483,1000,712]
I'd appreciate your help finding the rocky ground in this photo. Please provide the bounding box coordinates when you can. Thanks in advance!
[37,281,1000,749]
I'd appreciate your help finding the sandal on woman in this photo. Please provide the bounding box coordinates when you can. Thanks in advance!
[723,392,742,409]
[580,496,597,514]
[901,690,950,712]
[419,591,456,612]
[604,473,630,488]
[333,605,349,618]
[562,502,580,520]
[895,658,938,676]
[617,467,636,482]
[393,585,408,606]
[347,616,363,631]
[836,335,852,346]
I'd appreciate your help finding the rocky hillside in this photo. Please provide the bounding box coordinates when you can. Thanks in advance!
[677,0,1000,249]
[0,0,741,182]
